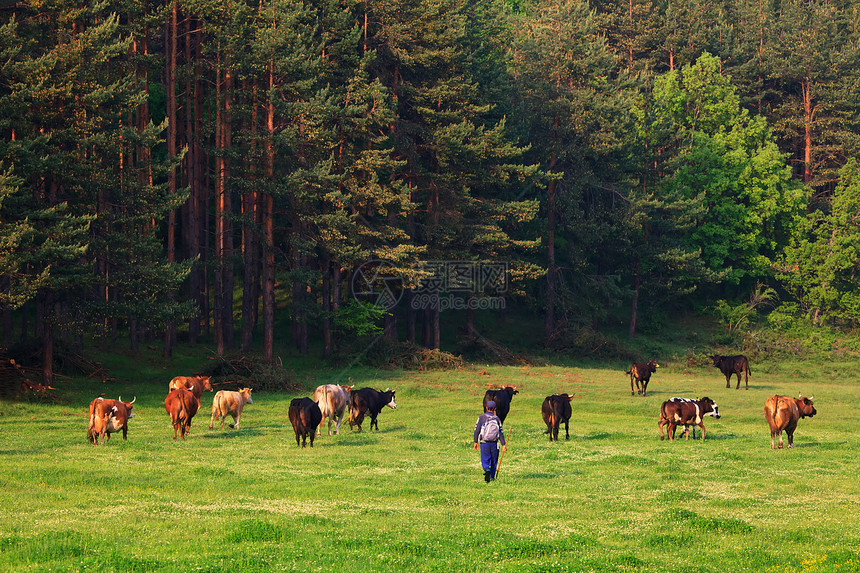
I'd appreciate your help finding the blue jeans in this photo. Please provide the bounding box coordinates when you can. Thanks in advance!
[480,442,499,479]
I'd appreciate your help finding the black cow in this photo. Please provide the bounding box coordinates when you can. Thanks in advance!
[626,359,659,396]
[288,397,322,448]
[348,387,396,431]
[483,385,518,424]
[711,354,751,390]
[541,394,573,441]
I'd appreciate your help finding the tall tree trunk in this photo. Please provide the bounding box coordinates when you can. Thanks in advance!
[802,75,814,184]
[222,61,235,350]
[322,256,332,357]
[262,54,275,362]
[629,258,640,338]
[41,298,54,385]
[214,55,225,355]
[241,82,259,353]
[544,147,558,340]
[164,0,178,357]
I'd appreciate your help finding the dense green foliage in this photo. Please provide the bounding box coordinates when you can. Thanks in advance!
[2,0,860,370]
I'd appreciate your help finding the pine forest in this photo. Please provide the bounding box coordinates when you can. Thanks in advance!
[3,0,860,381]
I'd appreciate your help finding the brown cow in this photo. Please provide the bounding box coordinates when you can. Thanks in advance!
[764,394,816,449]
[209,388,254,430]
[168,375,213,401]
[165,386,199,440]
[541,393,573,441]
[289,397,322,448]
[711,355,751,390]
[659,397,721,441]
[313,384,352,436]
[626,360,659,396]
[87,395,135,445]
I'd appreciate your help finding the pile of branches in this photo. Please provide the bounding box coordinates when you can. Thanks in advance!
[8,339,109,381]
[387,344,465,370]
[457,335,530,366]
[0,354,58,401]
[202,353,300,392]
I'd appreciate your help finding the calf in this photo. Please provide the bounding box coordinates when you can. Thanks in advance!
[541,393,573,441]
[209,388,254,430]
[288,397,322,448]
[764,394,816,449]
[313,384,352,436]
[627,360,659,396]
[483,385,518,424]
[711,354,751,390]
[659,396,721,441]
[165,386,199,440]
[87,395,135,446]
[168,375,214,401]
[348,387,397,432]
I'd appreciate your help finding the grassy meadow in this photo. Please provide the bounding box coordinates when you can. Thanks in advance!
[2,346,860,572]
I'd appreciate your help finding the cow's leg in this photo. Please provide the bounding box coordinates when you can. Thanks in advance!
[787,430,794,448]
[370,413,379,431]
[725,374,731,388]
[736,372,741,390]
[231,412,240,429]
[659,418,666,440]
[744,369,749,390]
[667,422,676,441]
[698,423,706,440]
[564,419,570,440]
[631,374,635,395]
[641,380,648,396]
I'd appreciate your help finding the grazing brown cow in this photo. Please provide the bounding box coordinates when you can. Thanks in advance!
[87,396,135,445]
[541,394,573,441]
[288,397,322,448]
[209,388,254,430]
[659,397,721,441]
[711,355,751,390]
[764,394,816,449]
[626,360,659,396]
[168,375,213,401]
[165,386,199,440]
[313,384,352,436]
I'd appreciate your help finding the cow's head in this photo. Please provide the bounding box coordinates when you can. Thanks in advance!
[383,388,397,409]
[798,393,816,418]
[699,397,721,419]
[710,355,723,367]
[647,359,659,372]
[200,376,214,392]
[118,396,136,418]
[503,385,519,398]
[239,387,253,404]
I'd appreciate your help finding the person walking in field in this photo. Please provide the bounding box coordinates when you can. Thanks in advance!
[474,401,507,483]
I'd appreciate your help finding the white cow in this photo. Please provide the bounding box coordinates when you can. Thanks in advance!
[313,384,352,436]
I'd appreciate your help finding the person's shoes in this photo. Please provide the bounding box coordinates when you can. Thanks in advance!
[484,470,491,483]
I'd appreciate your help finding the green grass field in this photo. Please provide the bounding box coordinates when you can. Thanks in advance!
[2,348,860,572]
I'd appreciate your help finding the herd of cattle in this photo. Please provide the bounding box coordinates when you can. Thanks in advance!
[84,352,817,451]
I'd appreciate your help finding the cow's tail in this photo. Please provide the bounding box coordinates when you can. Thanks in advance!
[764,395,778,427]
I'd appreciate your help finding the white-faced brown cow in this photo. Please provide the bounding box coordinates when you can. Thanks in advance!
[764,394,816,449]
[659,396,721,441]
[87,395,135,445]
[313,384,352,436]
[209,388,254,430]
[165,386,199,440]
[168,375,213,401]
